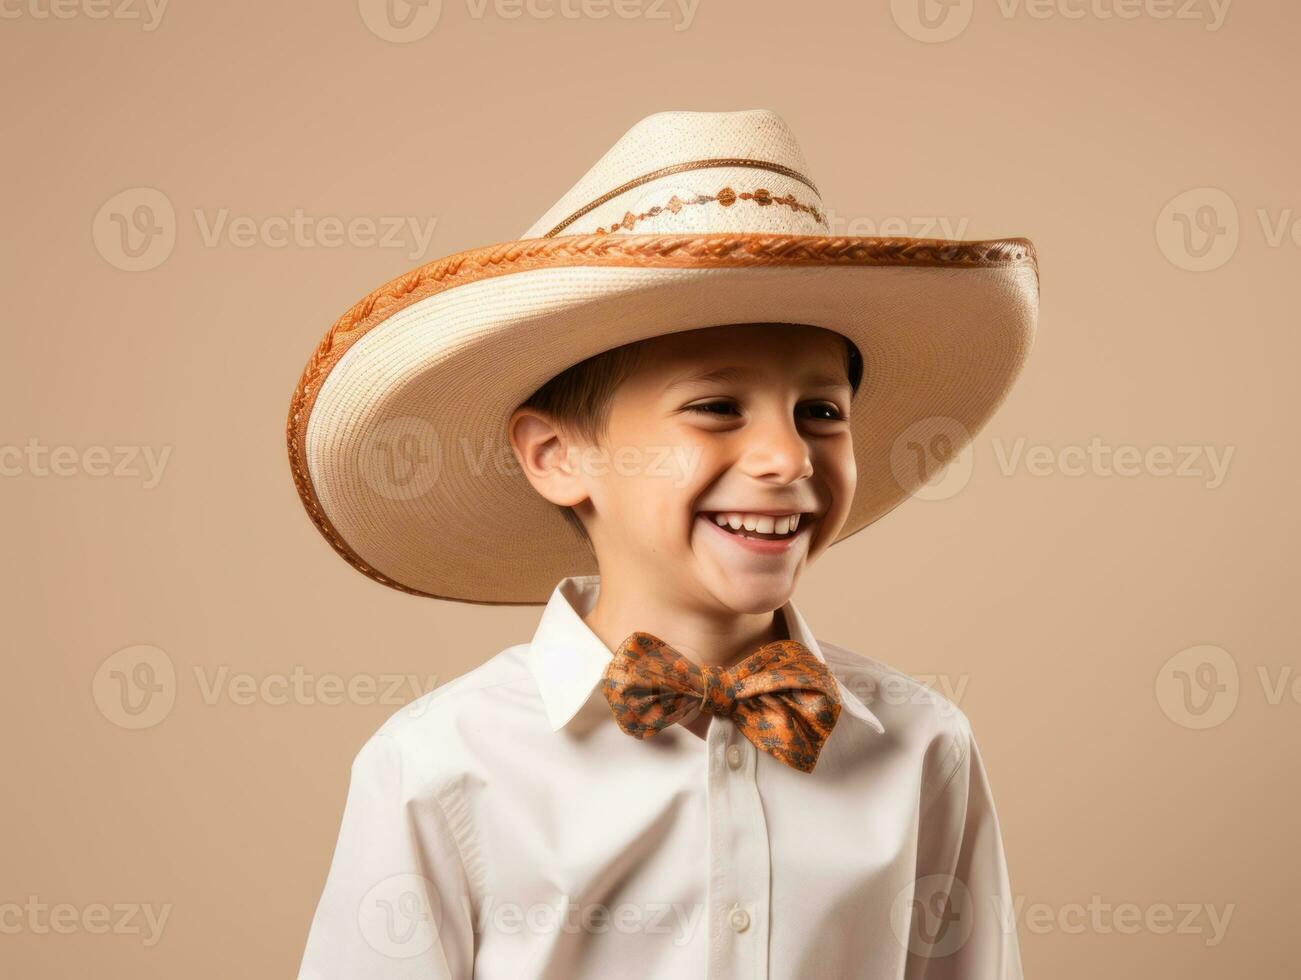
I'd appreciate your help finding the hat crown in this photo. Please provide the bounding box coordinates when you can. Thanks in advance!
[520,109,829,240]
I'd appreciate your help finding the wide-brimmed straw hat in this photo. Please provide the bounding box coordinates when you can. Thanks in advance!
[286,109,1039,605]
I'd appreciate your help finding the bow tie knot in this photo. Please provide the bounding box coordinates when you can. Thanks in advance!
[702,665,739,715]
[600,630,842,773]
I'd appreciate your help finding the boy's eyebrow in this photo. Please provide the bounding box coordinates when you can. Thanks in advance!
[665,365,850,392]
[664,366,751,391]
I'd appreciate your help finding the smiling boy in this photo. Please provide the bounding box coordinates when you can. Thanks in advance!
[289,110,1038,978]
[513,322,857,682]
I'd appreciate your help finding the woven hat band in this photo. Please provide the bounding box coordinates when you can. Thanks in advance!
[542,157,820,238]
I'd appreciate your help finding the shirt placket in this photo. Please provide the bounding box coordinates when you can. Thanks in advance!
[705,715,771,980]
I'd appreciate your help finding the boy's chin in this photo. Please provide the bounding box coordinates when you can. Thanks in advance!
[695,569,800,616]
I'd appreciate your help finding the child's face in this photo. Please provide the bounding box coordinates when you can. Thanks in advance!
[576,322,855,614]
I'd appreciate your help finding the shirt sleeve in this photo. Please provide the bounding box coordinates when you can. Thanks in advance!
[903,718,1023,980]
[297,732,476,980]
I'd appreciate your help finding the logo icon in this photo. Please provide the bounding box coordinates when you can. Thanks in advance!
[1155,644,1239,729]
[1155,187,1239,272]
[358,0,442,43]
[92,644,177,729]
[891,0,974,43]
[358,873,442,958]
[890,416,975,501]
[358,416,443,501]
[93,187,176,272]
[891,873,974,958]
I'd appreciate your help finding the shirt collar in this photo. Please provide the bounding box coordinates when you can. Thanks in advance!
[525,575,885,735]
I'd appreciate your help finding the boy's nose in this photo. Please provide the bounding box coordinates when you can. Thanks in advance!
[736,414,815,484]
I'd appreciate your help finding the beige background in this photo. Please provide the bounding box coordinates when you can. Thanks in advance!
[2,0,1296,976]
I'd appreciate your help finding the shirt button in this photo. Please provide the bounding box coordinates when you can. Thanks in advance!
[726,743,744,770]
[728,905,751,933]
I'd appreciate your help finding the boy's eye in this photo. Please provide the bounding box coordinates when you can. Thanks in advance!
[803,402,848,422]
[684,401,848,422]
[686,401,740,417]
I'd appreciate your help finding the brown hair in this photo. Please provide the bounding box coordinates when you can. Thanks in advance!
[517,325,863,542]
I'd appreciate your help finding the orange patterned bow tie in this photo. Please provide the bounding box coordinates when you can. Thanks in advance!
[600,631,842,773]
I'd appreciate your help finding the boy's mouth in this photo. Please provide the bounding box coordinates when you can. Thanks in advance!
[696,510,814,542]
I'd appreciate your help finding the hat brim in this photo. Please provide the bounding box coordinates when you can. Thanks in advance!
[287,233,1039,604]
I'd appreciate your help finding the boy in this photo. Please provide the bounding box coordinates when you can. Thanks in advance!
[288,110,1038,978]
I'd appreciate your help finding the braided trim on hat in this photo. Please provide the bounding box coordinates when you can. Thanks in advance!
[285,232,1038,603]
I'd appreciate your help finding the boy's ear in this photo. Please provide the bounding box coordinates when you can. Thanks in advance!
[507,407,590,508]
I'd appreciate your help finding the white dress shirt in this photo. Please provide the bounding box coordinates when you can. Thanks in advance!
[298,575,1022,979]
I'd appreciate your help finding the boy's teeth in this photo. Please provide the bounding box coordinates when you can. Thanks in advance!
[708,512,804,536]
